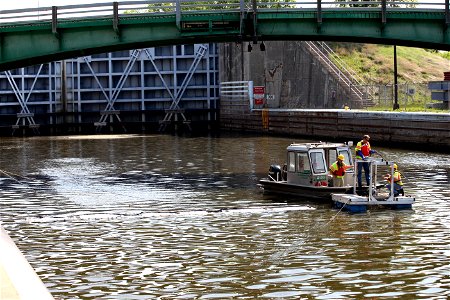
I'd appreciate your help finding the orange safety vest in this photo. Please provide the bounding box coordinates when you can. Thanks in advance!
[355,140,371,159]
[330,161,346,178]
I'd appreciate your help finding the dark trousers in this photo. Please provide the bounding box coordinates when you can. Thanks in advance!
[386,183,404,196]
[357,161,370,187]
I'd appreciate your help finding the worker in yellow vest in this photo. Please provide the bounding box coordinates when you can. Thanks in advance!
[384,163,405,196]
[330,154,348,187]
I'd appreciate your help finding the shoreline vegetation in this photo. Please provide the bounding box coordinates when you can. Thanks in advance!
[329,43,450,112]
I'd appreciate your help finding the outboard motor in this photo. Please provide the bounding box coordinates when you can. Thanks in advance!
[269,164,282,181]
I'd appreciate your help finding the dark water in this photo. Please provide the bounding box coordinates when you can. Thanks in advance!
[0,134,449,299]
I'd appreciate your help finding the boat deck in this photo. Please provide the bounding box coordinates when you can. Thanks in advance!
[332,193,415,213]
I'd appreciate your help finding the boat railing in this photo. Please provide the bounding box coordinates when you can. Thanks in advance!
[354,158,396,200]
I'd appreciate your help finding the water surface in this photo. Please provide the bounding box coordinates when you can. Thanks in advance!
[0,134,449,299]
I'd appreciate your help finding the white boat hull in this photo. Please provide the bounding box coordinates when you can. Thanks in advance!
[332,193,415,212]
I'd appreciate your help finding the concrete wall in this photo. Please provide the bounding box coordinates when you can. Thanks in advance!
[220,104,450,149]
[219,41,352,109]
[218,41,450,150]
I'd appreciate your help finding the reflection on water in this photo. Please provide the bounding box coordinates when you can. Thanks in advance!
[0,134,449,299]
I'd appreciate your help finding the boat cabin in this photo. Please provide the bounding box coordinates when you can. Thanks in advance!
[285,142,354,187]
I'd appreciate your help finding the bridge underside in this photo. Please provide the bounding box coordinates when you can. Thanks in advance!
[1,9,449,70]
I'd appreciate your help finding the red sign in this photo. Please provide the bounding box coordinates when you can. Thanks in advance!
[253,86,265,105]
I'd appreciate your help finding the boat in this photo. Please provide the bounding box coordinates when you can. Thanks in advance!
[332,159,415,213]
[259,142,357,200]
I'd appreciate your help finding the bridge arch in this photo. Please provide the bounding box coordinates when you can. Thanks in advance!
[0,1,450,70]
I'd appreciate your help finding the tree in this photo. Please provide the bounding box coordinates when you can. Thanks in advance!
[335,0,417,8]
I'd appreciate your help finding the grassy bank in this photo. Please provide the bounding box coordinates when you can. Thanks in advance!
[331,43,450,84]
[329,43,450,112]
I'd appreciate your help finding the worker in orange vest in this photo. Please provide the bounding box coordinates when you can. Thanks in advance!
[355,134,377,187]
[330,154,348,187]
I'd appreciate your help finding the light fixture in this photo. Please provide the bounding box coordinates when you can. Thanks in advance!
[260,41,266,51]
[248,43,252,52]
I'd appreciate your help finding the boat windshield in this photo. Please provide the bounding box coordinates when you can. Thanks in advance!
[288,152,295,172]
[310,151,326,174]
[297,152,311,173]
[329,148,352,166]
[338,150,351,165]
[288,151,311,174]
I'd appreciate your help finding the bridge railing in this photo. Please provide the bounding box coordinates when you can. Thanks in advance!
[256,1,446,10]
[0,1,448,24]
[0,1,175,24]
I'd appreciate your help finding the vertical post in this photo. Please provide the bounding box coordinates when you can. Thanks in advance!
[393,45,399,110]
[0,34,3,61]
[240,0,245,13]
[249,81,254,110]
[61,60,66,117]
[113,2,119,34]
[241,42,244,81]
[317,0,322,25]
[176,0,181,30]
[448,82,450,110]
[390,163,394,199]
[239,0,245,38]
[353,160,358,195]
[51,6,59,38]
[252,0,257,13]
[381,0,386,26]
[252,0,257,42]
[446,0,450,26]
[368,162,373,201]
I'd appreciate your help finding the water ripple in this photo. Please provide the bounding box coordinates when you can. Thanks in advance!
[0,135,449,299]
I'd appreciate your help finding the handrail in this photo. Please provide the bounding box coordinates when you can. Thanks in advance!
[307,41,377,103]
[303,41,367,102]
[314,42,367,86]
[0,1,447,24]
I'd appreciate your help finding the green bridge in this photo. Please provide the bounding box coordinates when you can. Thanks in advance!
[1,0,450,71]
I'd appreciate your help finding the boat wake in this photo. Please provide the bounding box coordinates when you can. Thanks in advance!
[25,205,315,223]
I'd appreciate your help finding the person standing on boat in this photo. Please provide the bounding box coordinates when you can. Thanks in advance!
[330,154,347,187]
[384,163,404,196]
[355,134,377,187]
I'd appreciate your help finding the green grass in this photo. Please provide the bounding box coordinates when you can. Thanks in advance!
[367,102,448,113]
[331,43,450,84]
[329,43,450,112]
